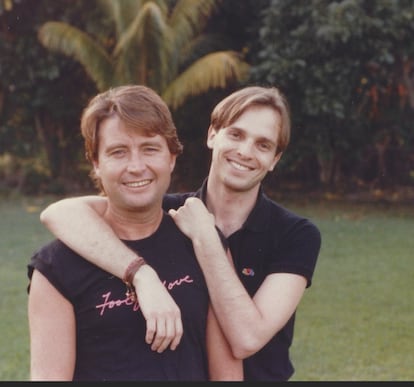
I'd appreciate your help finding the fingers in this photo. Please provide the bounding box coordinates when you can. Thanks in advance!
[150,319,167,353]
[169,315,183,351]
[145,317,157,345]
[146,311,183,353]
[134,264,183,353]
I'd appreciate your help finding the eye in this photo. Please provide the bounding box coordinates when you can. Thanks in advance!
[109,148,126,157]
[259,143,270,150]
[143,145,161,153]
[227,129,242,140]
[257,142,274,152]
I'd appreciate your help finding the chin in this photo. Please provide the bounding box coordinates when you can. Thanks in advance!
[222,179,248,193]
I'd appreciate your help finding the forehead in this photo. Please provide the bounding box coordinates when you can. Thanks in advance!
[99,114,141,134]
[229,106,281,141]
[98,115,163,143]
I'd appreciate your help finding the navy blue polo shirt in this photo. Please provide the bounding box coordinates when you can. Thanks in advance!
[163,179,321,381]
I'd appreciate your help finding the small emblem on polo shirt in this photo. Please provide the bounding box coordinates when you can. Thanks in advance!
[242,268,255,276]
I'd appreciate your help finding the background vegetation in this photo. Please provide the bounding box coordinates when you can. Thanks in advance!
[1,197,413,381]
[0,0,413,198]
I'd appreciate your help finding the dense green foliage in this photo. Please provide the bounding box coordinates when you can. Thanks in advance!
[0,0,413,195]
[1,196,413,380]
[0,0,99,194]
[251,0,414,190]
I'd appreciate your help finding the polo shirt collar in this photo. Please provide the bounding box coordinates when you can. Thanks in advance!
[195,178,271,233]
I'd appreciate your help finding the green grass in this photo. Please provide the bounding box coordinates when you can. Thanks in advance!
[0,196,413,381]
[0,196,54,381]
[287,199,414,381]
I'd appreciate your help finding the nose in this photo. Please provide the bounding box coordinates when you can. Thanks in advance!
[126,152,146,173]
[237,139,254,158]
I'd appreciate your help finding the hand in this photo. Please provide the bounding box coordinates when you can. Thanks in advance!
[133,265,183,353]
[168,197,216,240]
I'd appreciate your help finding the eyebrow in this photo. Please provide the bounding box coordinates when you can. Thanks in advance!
[228,126,277,147]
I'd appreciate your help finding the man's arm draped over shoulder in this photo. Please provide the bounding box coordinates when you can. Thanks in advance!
[40,196,183,352]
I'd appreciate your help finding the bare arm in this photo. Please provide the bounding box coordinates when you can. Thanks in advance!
[40,196,125,278]
[40,196,183,352]
[28,270,76,380]
[169,198,307,359]
[206,306,243,380]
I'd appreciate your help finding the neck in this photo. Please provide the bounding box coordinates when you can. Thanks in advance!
[104,205,164,240]
[205,179,259,237]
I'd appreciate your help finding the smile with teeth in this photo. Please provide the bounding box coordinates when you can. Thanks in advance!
[229,160,252,171]
[124,179,151,188]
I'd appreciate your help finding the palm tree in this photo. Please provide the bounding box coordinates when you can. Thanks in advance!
[38,0,250,110]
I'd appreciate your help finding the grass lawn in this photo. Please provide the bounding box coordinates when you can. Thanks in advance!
[0,196,54,381]
[287,198,414,381]
[0,195,413,381]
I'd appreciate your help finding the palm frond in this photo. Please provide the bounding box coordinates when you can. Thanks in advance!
[145,0,169,15]
[162,50,250,110]
[169,0,221,51]
[114,2,171,89]
[38,21,114,91]
[97,0,142,37]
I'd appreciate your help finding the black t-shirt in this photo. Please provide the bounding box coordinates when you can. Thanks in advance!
[163,179,321,381]
[27,214,209,381]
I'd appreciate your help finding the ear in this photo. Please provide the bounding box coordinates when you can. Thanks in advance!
[93,160,100,177]
[268,152,282,172]
[206,125,217,150]
[169,154,177,172]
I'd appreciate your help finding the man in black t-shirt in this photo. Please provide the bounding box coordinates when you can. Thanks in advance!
[27,85,241,381]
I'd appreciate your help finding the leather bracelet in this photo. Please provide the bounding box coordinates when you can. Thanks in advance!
[123,256,146,302]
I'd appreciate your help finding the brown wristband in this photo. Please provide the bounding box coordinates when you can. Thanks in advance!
[123,256,146,301]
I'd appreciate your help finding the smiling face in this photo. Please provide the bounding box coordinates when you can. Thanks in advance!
[81,85,183,195]
[93,114,176,214]
[207,106,282,194]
